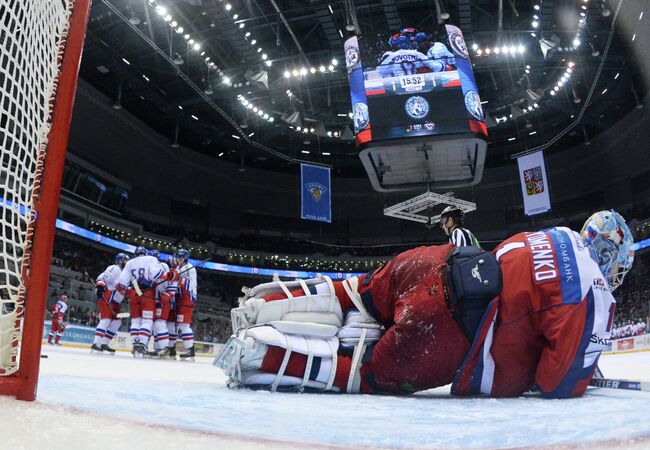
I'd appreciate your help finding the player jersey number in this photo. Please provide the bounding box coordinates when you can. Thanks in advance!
[399,74,425,90]
[131,268,146,281]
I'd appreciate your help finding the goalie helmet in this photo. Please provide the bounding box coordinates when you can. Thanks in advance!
[580,210,634,291]
[134,246,147,256]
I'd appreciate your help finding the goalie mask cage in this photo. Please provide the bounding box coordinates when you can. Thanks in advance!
[0,0,91,401]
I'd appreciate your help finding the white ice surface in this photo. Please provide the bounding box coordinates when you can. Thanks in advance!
[1,346,650,450]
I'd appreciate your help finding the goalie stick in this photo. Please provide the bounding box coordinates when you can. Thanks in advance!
[589,365,650,392]
[589,378,650,392]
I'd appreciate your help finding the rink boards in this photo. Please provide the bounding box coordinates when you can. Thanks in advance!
[42,320,223,357]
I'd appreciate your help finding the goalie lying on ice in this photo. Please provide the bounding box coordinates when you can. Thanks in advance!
[215,210,634,398]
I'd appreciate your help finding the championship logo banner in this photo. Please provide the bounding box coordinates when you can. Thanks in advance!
[301,163,332,223]
[517,150,551,216]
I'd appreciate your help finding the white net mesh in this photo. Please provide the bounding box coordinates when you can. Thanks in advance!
[0,1,73,375]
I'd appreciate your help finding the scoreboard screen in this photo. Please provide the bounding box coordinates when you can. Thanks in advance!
[345,24,487,145]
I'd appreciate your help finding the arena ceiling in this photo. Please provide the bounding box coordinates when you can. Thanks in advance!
[79,0,645,176]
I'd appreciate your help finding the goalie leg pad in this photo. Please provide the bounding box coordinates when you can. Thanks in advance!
[215,322,341,392]
[231,277,344,333]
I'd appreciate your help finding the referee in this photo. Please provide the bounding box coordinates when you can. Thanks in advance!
[439,206,481,248]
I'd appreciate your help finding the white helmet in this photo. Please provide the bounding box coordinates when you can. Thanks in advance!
[580,210,634,291]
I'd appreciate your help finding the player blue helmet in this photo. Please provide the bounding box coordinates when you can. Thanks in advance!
[388,34,412,50]
[581,210,634,291]
[135,246,147,256]
[114,253,129,264]
[174,248,190,263]
[148,249,160,260]
[414,32,432,46]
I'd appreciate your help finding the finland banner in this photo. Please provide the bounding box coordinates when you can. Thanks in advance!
[517,150,551,216]
[301,163,331,223]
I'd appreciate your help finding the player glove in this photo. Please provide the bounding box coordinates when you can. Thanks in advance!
[162,269,180,283]
[96,280,106,299]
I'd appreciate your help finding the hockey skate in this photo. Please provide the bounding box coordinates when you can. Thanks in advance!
[90,344,103,353]
[179,346,195,361]
[100,344,116,355]
[149,347,170,359]
[131,343,147,358]
[167,347,177,360]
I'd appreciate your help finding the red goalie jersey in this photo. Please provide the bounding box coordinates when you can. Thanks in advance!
[452,227,616,398]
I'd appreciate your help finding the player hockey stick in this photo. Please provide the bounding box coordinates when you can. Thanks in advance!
[589,378,650,392]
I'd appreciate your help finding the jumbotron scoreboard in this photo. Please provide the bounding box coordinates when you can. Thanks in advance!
[345,24,488,192]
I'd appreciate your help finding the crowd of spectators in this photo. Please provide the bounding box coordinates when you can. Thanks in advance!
[612,251,650,334]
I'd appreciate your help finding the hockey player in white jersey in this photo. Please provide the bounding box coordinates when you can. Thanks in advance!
[150,250,176,358]
[174,249,198,360]
[91,253,129,353]
[116,246,178,356]
[376,29,446,78]
[427,42,455,68]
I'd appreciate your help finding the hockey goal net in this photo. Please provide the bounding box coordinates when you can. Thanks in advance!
[0,0,91,400]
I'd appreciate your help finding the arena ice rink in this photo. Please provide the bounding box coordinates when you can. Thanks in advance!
[1,346,649,450]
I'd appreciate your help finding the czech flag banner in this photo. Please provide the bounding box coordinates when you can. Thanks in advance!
[517,150,551,216]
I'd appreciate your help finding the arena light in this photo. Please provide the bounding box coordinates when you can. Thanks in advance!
[225,3,232,10]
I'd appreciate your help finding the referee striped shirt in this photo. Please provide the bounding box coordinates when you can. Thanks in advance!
[449,227,481,248]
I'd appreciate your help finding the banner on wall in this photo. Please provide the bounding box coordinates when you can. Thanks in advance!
[517,150,551,216]
[300,164,331,223]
